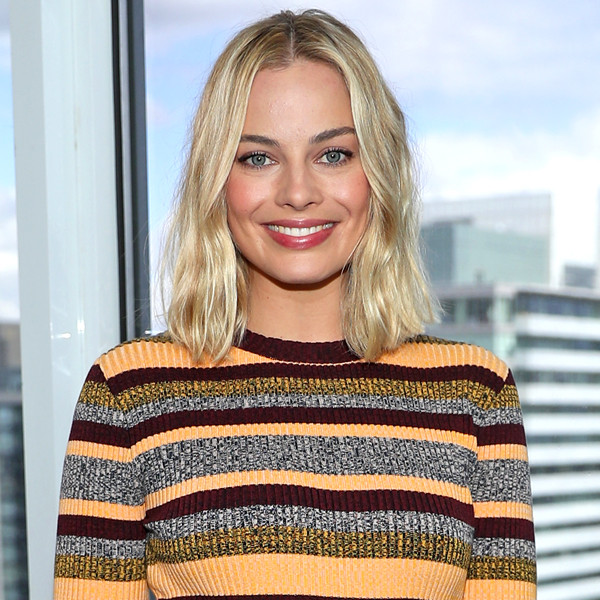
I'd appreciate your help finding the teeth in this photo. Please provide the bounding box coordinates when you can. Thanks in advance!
[267,223,334,237]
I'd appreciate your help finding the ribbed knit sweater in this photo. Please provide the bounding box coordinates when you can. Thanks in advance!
[54,332,536,599]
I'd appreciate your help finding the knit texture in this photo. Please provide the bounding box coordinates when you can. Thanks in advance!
[54,332,536,599]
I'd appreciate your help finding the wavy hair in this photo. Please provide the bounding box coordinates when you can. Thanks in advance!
[162,9,438,361]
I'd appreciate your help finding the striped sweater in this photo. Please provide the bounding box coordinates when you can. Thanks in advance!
[55,332,536,599]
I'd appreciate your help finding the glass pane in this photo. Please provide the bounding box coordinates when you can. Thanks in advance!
[0,3,29,598]
[144,2,600,597]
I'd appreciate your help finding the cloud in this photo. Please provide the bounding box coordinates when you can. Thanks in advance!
[144,0,600,105]
[0,186,19,321]
[0,185,16,249]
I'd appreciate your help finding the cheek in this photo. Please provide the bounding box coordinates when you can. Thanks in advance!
[340,172,370,226]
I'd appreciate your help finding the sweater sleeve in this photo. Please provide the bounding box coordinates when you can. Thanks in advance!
[464,370,536,600]
[54,363,148,600]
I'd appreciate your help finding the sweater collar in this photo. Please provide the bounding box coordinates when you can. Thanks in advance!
[238,330,360,364]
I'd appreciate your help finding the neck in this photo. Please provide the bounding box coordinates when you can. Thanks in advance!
[246,271,345,342]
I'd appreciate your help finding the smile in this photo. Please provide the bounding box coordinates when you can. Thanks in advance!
[266,223,334,237]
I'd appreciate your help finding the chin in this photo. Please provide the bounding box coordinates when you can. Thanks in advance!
[253,265,344,290]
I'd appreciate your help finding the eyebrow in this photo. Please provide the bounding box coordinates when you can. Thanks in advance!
[309,127,356,145]
[239,126,356,148]
[239,134,280,148]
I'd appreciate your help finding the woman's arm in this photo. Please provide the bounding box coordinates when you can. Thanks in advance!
[54,363,148,600]
[465,370,536,599]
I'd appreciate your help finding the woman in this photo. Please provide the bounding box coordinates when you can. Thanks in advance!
[54,9,536,600]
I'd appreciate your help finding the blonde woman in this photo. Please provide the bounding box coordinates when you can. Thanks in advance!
[54,10,536,600]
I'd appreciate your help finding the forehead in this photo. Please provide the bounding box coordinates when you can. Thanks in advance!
[242,60,354,135]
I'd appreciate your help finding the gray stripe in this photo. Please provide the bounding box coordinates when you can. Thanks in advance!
[55,535,145,559]
[470,459,532,503]
[149,505,473,543]
[472,537,536,561]
[60,455,145,506]
[472,406,524,427]
[126,393,484,425]
[75,396,522,431]
[73,402,126,427]
[139,435,475,494]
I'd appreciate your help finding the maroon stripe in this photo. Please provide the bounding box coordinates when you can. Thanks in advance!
[126,407,473,445]
[478,423,526,447]
[475,516,535,541]
[85,363,107,384]
[107,362,504,396]
[68,420,130,448]
[144,484,474,526]
[57,514,146,540]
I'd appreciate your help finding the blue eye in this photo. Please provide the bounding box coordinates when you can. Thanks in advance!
[324,151,342,163]
[238,152,273,168]
[318,148,352,166]
[249,154,268,167]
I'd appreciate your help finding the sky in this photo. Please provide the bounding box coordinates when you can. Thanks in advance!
[143,0,600,282]
[1,0,599,321]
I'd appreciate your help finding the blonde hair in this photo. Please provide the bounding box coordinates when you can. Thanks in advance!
[162,9,438,361]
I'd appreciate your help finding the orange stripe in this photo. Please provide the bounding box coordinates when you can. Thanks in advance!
[99,340,277,377]
[130,423,475,457]
[146,470,471,511]
[54,578,147,599]
[58,498,145,521]
[66,440,131,462]
[379,342,508,378]
[98,337,508,378]
[477,443,528,461]
[473,501,533,521]
[464,578,536,600]
[148,553,466,599]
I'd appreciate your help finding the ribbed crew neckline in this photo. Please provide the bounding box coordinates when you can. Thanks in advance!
[238,330,360,364]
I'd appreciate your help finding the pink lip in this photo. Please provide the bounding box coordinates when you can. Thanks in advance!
[263,221,336,249]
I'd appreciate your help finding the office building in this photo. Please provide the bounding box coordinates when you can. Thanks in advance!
[0,323,28,600]
[422,194,600,599]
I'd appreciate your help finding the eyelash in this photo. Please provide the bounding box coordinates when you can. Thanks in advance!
[318,147,354,167]
[237,147,354,170]
[237,151,274,170]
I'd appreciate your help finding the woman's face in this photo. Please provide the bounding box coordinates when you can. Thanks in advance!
[226,60,370,290]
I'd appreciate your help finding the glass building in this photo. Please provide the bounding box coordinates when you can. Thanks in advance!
[423,207,600,598]
[0,324,27,600]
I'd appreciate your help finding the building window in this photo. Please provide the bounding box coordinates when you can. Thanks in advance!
[466,298,493,323]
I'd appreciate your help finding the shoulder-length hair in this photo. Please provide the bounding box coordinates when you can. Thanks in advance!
[162,9,438,361]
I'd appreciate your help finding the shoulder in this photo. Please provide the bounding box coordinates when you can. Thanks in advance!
[379,334,510,382]
[93,333,199,380]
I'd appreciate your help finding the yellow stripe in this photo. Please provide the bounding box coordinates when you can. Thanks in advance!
[148,553,467,599]
[54,577,148,599]
[146,470,471,511]
[129,423,475,457]
[473,501,533,521]
[477,443,528,461]
[464,578,536,599]
[58,498,145,521]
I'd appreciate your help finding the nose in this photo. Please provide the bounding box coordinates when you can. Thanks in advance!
[276,164,322,210]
